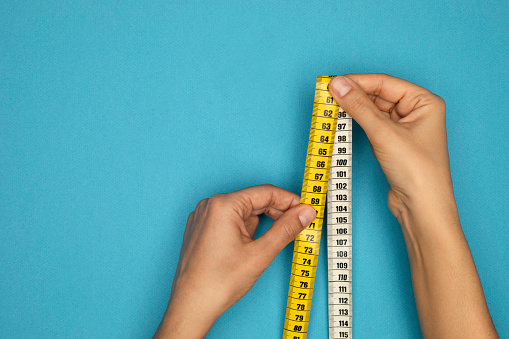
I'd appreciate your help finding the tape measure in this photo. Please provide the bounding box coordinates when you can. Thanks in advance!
[283,76,352,339]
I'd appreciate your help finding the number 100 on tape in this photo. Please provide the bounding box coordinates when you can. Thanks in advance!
[283,76,353,339]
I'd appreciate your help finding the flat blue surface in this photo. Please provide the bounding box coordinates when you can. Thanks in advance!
[1,1,508,338]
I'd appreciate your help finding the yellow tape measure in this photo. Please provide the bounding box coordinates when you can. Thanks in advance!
[283,76,352,338]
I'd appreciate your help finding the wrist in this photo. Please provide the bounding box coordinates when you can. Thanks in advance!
[389,171,460,234]
[391,182,464,259]
[389,163,458,226]
[154,290,220,339]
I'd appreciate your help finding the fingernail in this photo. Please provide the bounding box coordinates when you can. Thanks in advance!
[329,76,352,98]
[299,206,317,227]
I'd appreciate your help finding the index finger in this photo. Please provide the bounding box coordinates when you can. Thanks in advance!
[222,184,301,221]
[345,73,430,103]
[345,73,436,117]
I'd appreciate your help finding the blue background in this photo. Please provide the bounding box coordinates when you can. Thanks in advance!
[1,1,508,338]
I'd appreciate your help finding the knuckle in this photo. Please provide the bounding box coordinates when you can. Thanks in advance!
[434,94,446,112]
[207,193,228,211]
[420,90,445,107]
[195,198,209,211]
[418,92,446,119]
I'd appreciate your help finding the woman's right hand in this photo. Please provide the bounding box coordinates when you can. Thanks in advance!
[329,74,498,338]
[328,74,452,218]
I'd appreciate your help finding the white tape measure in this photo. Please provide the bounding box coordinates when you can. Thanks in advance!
[327,100,352,339]
[283,76,352,338]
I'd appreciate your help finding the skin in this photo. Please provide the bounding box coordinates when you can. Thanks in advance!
[154,74,498,338]
[154,185,317,338]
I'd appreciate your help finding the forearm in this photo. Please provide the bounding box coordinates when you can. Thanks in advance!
[395,186,498,338]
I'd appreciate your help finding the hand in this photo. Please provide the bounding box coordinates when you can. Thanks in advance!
[329,74,498,338]
[154,184,317,338]
[329,74,452,217]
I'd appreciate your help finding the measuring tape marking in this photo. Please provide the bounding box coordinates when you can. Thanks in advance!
[283,76,353,339]
[327,101,353,339]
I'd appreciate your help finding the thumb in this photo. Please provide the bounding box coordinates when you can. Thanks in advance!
[328,75,388,142]
[254,204,317,262]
